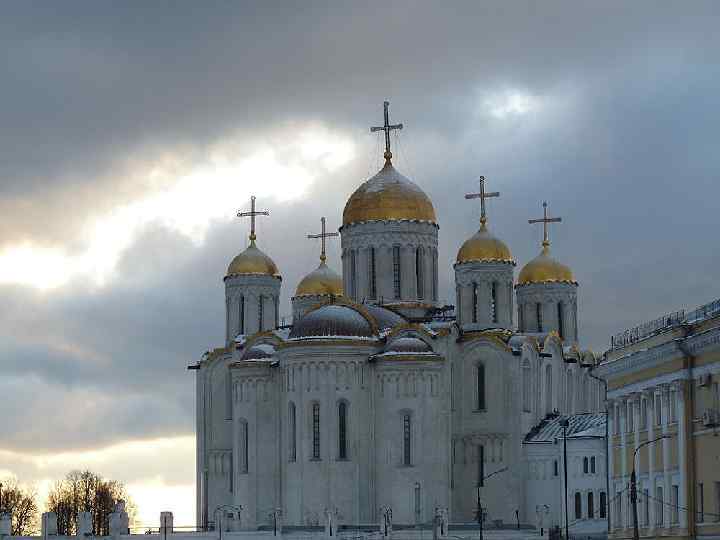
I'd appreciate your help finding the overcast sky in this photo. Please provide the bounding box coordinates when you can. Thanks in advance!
[1,0,718,527]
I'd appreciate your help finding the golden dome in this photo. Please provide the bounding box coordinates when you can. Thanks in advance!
[226,240,280,278]
[295,262,344,297]
[517,245,576,286]
[456,222,515,265]
[343,160,437,226]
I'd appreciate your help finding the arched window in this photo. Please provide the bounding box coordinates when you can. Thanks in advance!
[392,246,401,299]
[350,249,357,300]
[536,302,543,332]
[553,460,559,477]
[338,402,348,460]
[239,296,245,334]
[477,364,486,410]
[403,413,412,466]
[416,247,424,299]
[588,492,595,519]
[575,492,582,520]
[557,302,564,339]
[590,456,596,473]
[545,364,553,414]
[431,248,438,301]
[258,295,264,330]
[369,247,377,299]
[472,283,478,323]
[312,403,320,460]
[583,457,589,474]
[490,282,498,323]
[288,402,296,462]
[599,492,607,518]
[239,419,249,473]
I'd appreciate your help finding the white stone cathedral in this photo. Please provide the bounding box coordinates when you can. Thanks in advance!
[193,103,606,531]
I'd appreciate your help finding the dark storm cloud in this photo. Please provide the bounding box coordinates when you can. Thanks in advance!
[1,1,719,453]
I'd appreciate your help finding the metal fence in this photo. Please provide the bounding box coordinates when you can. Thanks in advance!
[610,310,685,349]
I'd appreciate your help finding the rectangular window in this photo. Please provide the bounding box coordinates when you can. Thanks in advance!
[289,403,296,462]
[588,492,595,519]
[575,492,582,520]
[477,364,485,410]
[641,399,647,428]
[536,302,543,332]
[616,492,622,529]
[432,249,438,301]
[403,414,412,466]
[239,296,245,334]
[600,492,607,519]
[258,295,264,330]
[655,394,662,426]
[656,486,663,525]
[628,401,634,432]
[554,460,559,477]
[614,406,620,435]
[643,489,649,525]
[472,283,478,323]
[240,421,249,473]
[491,282,498,323]
[670,390,677,422]
[312,403,320,460]
[558,302,564,339]
[671,485,679,524]
[698,483,704,523]
[369,247,377,299]
[478,445,485,486]
[350,250,357,300]
[338,402,348,460]
[392,246,401,299]
[416,247,424,299]
[591,456,596,474]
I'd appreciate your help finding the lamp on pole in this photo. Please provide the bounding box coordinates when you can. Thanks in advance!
[631,435,670,540]
[559,418,570,540]
[213,505,243,540]
[477,466,509,540]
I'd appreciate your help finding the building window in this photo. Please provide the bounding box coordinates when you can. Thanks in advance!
[416,247,424,299]
[239,420,249,473]
[554,460,559,477]
[472,283,478,323]
[392,246,401,299]
[369,247,377,299]
[588,492,595,519]
[545,364,553,414]
[431,248,438,301]
[536,302,543,332]
[628,401,634,432]
[614,406,620,435]
[312,403,320,460]
[338,402,348,460]
[641,399,647,428]
[491,282,498,323]
[670,390,677,422]
[477,445,485,485]
[655,394,662,426]
[600,492,607,519]
[289,402,296,462]
[715,482,720,522]
[575,492,582,520]
[671,485,679,524]
[477,364,486,410]
[403,413,412,466]
[615,491,622,528]
[350,250,357,300]
[583,457,589,474]
[558,302,564,339]
[258,295,264,330]
[643,489,649,525]
[522,361,531,412]
[591,456,596,474]
[656,486,663,525]
[239,296,245,334]
[698,483,704,523]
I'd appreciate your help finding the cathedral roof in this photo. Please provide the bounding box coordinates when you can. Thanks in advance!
[524,413,606,443]
[517,245,576,286]
[456,222,515,266]
[241,343,276,360]
[342,161,437,227]
[226,239,281,279]
[288,302,407,340]
[294,261,343,297]
[385,337,432,353]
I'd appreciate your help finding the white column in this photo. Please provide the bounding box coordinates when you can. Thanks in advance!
[646,388,656,532]
[675,382,688,528]
[619,398,629,529]
[607,399,615,529]
[661,385,672,529]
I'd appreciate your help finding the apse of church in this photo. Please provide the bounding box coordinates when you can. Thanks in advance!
[193,102,605,530]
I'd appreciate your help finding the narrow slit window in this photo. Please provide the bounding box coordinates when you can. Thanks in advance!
[588,492,595,519]
[239,296,245,334]
[239,420,249,473]
[393,246,401,299]
[600,492,607,519]
[369,247,377,299]
[432,249,438,301]
[536,302,543,332]
[472,283,478,323]
[575,492,582,520]
[289,402,296,462]
[491,282,498,323]
[416,247,424,299]
[558,302,564,339]
[338,402,348,460]
[312,403,320,460]
[258,295,264,330]
[403,413,411,466]
[477,364,485,410]
[350,250,357,300]
[274,295,279,328]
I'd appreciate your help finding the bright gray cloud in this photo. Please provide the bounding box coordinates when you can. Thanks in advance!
[1,1,719,460]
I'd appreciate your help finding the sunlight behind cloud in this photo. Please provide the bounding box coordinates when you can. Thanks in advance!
[0,127,355,290]
[483,90,539,118]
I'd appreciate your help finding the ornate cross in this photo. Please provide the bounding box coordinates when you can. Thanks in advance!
[528,201,562,247]
[370,100,403,162]
[307,217,339,263]
[237,195,269,243]
[464,176,499,227]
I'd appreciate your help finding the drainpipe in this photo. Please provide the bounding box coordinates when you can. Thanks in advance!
[589,364,611,533]
[677,326,696,539]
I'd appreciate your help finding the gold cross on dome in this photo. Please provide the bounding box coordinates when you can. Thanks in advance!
[237,195,270,244]
[464,176,500,227]
[528,201,562,247]
[307,217,339,263]
[370,101,403,162]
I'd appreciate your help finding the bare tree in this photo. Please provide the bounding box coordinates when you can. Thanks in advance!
[47,471,137,535]
[0,477,39,535]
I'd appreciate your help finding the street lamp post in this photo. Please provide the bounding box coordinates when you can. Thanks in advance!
[559,418,569,540]
[477,466,509,540]
[213,505,243,540]
[631,435,670,540]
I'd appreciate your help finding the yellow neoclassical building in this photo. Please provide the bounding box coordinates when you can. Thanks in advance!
[596,298,720,540]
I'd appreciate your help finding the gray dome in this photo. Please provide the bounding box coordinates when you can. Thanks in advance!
[242,343,276,360]
[364,304,406,331]
[386,337,432,353]
[289,304,374,339]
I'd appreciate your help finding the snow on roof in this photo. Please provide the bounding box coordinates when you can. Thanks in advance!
[524,413,606,443]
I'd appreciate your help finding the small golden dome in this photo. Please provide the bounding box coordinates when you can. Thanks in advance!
[343,160,437,226]
[226,240,280,278]
[456,222,515,265]
[295,262,343,297]
[517,245,576,286]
